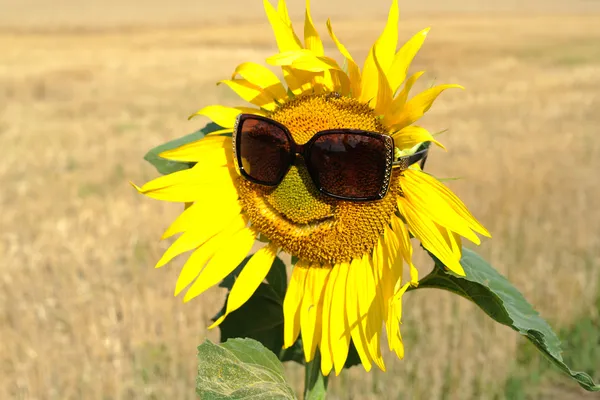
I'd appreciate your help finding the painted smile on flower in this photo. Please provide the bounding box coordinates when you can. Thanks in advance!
[134,0,490,376]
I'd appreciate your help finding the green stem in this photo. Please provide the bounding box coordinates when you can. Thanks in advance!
[303,350,328,400]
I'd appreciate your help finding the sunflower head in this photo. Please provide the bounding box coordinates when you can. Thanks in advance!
[134,0,490,376]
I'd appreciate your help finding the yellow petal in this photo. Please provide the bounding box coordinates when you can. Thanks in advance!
[160,145,231,167]
[329,69,350,96]
[155,231,203,268]
[377,0,399,72]
[388,282,409,359]
[359,47,378,105]
[267,51,340,73]
[264,0,303,52]
[283,261,309,348]
[359,0,399,105]
[362,256,385,371]
[390,216,418,286]
[300,266,317,358]
[174,216,247,296]
[392,125,446,151]
[161,189,239,239]
[388,27,430,93]
[232,62,288,102]
[158,136,231,163]
[345,257,373,371]
[407,170,491,237]
[390,84,464,131]
[209,243,279,328]
[398,197,465,275]
[266,49,311,65]
[385,70,424,126]
[393,70,424,106]
[277,0,293,27]
[183,227,256,302]
[188,105,260,128]
[370,250,391,368]
[373,45,393,116]
[320,69,332,93]
[277,0,303,47]
[378,226,401,298]
[205,128,234,137]
[308,269,330,362]
[402,191,478,247]
[303,0,324,55]
[372,237,391,346]
[156,206,243,268]
[282,66,318,96]
[294,56,341,73]
[310,74,325,95]
[377,227,405,351]
[437,223,463,259]
[402,169,482,243]
[132,166,235,203]
[325,20,354,62]
[326,19,361,97]
[319,264,340,376]
[330,262,351,375]
[300,266,331,362]
[218,79,278,111]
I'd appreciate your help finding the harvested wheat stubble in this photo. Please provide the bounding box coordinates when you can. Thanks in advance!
[1,2,599,399]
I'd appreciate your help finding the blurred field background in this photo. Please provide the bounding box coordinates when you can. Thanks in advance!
[1,0,600,399]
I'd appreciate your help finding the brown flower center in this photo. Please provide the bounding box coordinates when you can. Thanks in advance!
[238,93,399,265]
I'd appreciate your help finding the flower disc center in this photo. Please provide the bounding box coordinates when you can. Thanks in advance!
[238,93,400,265]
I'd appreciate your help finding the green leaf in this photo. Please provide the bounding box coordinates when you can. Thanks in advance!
[197,338,296,399]
[415,247,600,392]
[143,122,224,175]
[266,257,288,300]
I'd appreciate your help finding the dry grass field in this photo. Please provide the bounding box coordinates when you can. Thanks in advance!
[1,0,600,399]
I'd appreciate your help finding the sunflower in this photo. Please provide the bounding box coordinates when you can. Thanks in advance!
[134,0,490,375]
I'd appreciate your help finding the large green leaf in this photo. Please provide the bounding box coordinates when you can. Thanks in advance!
[143,122,224,175]
[197,338,296,399]
[414,247,599,392]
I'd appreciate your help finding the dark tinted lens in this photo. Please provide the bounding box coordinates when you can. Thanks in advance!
[238,118,291,185]
[308,132,389,199]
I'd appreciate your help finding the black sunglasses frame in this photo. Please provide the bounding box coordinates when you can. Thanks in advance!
[233,113,429,202]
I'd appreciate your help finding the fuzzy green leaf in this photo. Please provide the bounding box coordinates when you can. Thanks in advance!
[415,247,599,392]
[197,338,296,399]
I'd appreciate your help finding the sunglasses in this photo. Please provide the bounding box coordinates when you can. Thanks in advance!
[233,114,429,201]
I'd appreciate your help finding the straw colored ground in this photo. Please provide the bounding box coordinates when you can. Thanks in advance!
[1,0,599,399]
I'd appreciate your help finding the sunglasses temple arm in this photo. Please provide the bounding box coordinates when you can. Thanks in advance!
[419,155,428,170]
[391,148,429,170]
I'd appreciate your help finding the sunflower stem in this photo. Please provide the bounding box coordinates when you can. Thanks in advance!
[303,350,328,400]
